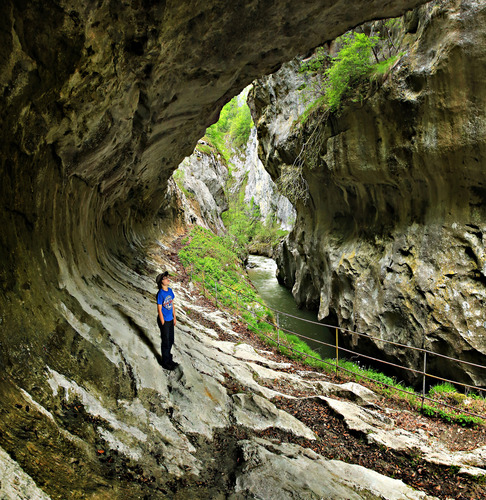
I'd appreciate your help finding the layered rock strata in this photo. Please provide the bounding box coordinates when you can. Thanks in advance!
[250,0,486,386]
[4,263,466,498]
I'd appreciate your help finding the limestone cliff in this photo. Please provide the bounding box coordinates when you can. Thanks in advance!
[250,0,486,387]
[0,0,433,496]
[174,140,229,233]
[173,127,295,235]
[235,127,296,231]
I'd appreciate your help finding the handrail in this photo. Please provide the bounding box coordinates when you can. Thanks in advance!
[250,316,486,422]
[189,269,486,421]
[214,278,486,371]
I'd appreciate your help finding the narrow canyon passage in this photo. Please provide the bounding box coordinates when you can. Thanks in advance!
[5,1,486,498]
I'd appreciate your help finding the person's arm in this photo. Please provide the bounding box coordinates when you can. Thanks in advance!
[173,303,176,326]
[157,304,164,325]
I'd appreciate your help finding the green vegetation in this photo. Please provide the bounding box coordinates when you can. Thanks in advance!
[221,198,262,261]
[429,382,457,395]
[178,226,256,305]
[195,142,214,156]
[421,382,486,427]
[178,226,326,366]
[206,94,253,161]
[172,169,195,200]
[249,213,288,256]
[371,54,401,77]
[323,32,380,111]
[298,22,405,118]
[280,25,405,205]
[299,32,379,115]
[179,227,485,428]
[222,197,287,260]
[219,165,288,261]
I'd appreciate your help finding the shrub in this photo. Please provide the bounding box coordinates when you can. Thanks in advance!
[298,31,405,115]
[323,32,379,111]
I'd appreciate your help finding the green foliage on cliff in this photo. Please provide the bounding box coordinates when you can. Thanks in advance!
[172,169,195,200]
[249,213,288,255]
[206,95,253,159]
[222,199,262,261]
[299,46,331,73]
[299,21,407,117]
[280,28,403,205]
[324,32,379,111]
[300,32,379,113]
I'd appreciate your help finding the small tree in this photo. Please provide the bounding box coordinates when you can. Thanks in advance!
[324,32,379,111]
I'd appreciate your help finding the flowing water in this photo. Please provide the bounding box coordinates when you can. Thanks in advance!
[246,255,335,359]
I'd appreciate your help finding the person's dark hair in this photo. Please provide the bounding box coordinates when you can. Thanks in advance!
[156,271,170,289]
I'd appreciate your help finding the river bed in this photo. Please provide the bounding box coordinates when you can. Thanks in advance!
[246,255,335,359]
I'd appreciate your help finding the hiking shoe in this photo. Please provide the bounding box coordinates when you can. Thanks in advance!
[168,361,179,369]
[162,362,176,371]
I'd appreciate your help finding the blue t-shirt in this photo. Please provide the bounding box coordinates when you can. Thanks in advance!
[157,288,175,321]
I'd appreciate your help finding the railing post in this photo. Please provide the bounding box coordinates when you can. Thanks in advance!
[202,269,205,295]
[335,328,339,376]
[421,350,427,410]
[215,281,218,307]
[276,312,280,347]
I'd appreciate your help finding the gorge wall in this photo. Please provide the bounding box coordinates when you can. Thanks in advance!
[0,0,430,497]
[173,127,294,236]
[250,0,486,387]
[174,140,229,233]
[234,127,296,232]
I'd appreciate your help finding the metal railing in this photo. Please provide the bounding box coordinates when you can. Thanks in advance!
[191,270,486,422]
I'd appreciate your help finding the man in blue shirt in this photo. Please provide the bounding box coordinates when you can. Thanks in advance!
[156,271,178,370]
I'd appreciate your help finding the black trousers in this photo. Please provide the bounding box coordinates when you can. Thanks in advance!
[157,317,174,365]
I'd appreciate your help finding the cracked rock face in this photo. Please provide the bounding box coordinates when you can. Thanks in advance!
[0,0,430,496]
[250,0,486,387]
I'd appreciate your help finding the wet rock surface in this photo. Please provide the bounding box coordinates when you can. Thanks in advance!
[250,0,486,386]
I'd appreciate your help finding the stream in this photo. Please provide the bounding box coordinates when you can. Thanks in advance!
[246,255,335,359]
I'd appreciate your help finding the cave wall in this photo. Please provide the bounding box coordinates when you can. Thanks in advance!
[250,0,486,386]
